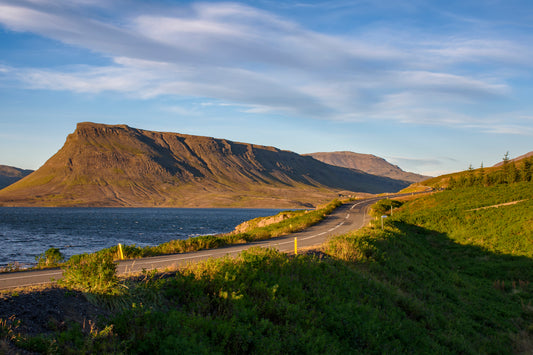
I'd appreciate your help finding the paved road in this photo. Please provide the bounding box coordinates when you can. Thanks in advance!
[0,196,397,290]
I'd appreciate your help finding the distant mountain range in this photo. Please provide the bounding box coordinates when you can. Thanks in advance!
[0,122,414,208]
[304,151,429,184]
[0,165,33,190]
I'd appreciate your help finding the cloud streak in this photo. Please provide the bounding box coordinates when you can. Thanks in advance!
[0,0,531,133]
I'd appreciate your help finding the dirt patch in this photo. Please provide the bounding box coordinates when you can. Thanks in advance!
[0,285,110,338]
[469,199,527,211]
[233,212,295,233]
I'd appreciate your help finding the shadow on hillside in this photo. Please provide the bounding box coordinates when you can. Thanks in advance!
[342,220,533,353]
[381,220,533,282]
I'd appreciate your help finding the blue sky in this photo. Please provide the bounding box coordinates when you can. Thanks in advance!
[0,0,532,176]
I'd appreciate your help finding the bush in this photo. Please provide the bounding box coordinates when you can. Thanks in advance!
[60,252,118,294]
[35,247,65,268]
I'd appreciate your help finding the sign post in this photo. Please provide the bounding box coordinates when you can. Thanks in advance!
[381,215,388,230]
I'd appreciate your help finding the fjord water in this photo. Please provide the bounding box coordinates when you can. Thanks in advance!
[0,207,283,267]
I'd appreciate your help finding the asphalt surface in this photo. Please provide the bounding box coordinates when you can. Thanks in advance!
[0,196,388,290]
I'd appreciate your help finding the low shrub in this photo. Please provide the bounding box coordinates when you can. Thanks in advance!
[35,247,65,268]
[370,199,403,218]
[59,252,119,294]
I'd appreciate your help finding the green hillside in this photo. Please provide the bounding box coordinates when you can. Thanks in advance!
[421,153,533,190]
[2,183,532,353]
[396,182,532,256]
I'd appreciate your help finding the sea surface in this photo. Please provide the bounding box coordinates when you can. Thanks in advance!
[0,207,284,267]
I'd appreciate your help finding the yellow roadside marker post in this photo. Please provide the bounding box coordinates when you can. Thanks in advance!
[294,237,298,255]
[118,243,124,260]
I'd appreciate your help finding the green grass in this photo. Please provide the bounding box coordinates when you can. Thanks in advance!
[396,182,533,256]
[58,252,119,294]
[4,184,532,353]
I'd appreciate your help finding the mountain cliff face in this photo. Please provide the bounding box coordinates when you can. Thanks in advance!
[0,123,410,208]
[0,165,33,189]
[305,151,429,184]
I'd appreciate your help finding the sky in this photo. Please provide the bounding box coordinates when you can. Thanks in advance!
[0,0,532,176]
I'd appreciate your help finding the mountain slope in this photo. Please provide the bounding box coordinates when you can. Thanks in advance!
[420,152,533,189]
[493,151,533,167]
[305,151,429,183]
[0,123,410,208]
[0,165,33,189]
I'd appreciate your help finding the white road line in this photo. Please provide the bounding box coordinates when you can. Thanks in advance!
[1,281,58,289]
[0,271,62,281]
[161,202,363,252]
[127,253,215,266]
[2,199,383,289]
[328,222,345,232]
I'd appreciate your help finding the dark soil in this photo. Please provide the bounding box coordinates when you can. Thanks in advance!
[0,285,111,353]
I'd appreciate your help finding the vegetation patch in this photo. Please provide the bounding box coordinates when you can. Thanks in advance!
[59,252,119,294]
[13,198,343,272]
[2,182,532,353]
[35,248,65,269]
[96,199,343,260]
[369,198,403,218]
[397,182,532,257]
[424,152,533,190]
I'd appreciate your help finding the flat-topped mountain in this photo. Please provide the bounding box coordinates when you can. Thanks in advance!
[0,122,410,208]
[0,165,33,189]
[305,151,429,184]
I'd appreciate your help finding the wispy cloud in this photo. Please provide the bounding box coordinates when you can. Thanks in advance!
[471,124,533,136]
[0,0,530,133]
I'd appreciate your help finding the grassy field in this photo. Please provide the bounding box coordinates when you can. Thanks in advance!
[1,183,532,353]
[326,182,533,353]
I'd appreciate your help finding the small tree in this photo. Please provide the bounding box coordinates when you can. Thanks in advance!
[447,176,457,189]
[521,157,532,182]
[508,162,519,184]
[501,151,511,184]
[457,174,467,187]
[503,151,511,164]
[466,164,475,186]
[478,162,485,186]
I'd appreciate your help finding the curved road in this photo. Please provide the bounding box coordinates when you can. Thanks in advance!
[0,195,403,290]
